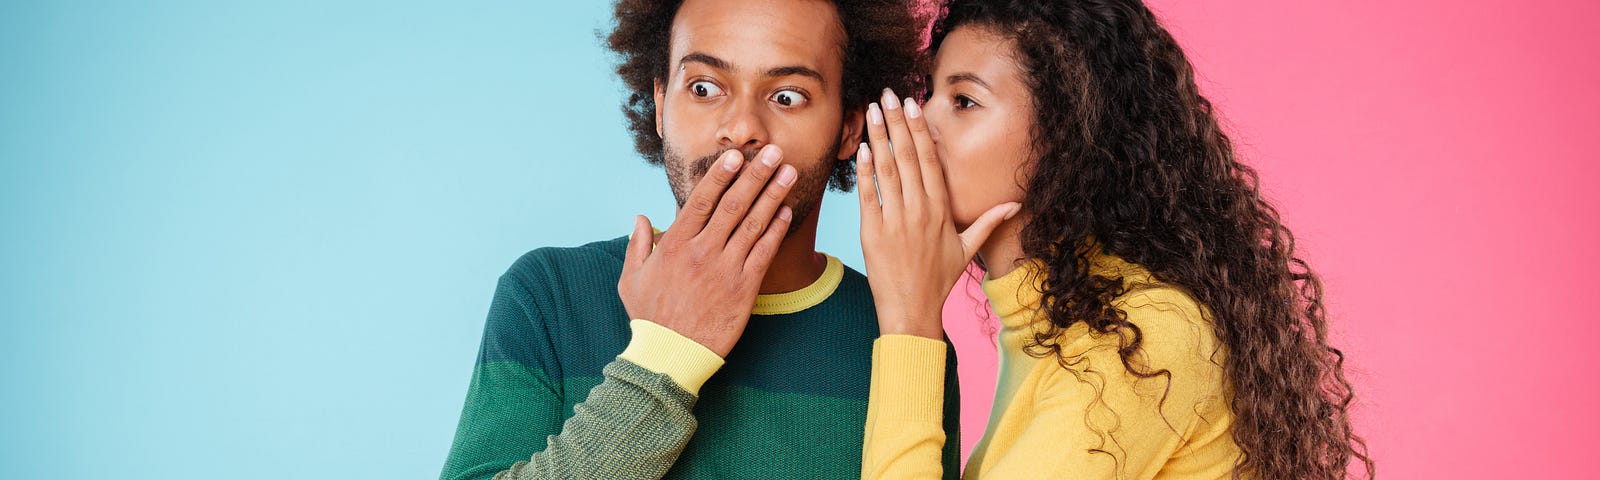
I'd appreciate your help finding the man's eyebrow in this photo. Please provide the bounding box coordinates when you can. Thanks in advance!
[679,52,826,87]
[766,65,826,86]
[946,73,992,90]
[679,52,730,71]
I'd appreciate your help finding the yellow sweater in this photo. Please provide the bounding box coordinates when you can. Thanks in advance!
[863,254,1242,479]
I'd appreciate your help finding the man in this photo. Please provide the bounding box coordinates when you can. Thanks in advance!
[440,0,961,478]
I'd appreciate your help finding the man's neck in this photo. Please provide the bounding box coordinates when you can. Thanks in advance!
[759,202,826,294]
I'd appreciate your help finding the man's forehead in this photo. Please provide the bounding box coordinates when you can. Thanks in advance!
[668,0,845,76]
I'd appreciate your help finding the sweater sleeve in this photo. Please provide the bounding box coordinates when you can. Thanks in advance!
[861,335,950,480]
[441,254,726,480]
[487,320,725,480]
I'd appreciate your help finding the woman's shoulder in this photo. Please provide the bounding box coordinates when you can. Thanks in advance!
[1091,254,1225,371]
[1091,255,1214,338]
[1111,282,1228,382]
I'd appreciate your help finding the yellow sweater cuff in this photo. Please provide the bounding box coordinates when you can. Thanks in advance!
[618,319,725,396]
[871,335,947,423]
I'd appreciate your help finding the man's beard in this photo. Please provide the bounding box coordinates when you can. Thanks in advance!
[663,142,836,236]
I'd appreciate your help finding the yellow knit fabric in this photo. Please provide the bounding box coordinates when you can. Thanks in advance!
[618,319,726,396]
[753,254,843,315]
[864,254,1241,479]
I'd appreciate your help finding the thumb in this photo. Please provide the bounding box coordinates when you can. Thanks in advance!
[958,202,1021,261]
[624,215,655,270]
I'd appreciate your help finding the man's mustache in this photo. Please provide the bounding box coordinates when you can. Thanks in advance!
[687,148,763,179]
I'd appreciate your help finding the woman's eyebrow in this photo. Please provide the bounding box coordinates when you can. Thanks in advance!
[945,72,992,90]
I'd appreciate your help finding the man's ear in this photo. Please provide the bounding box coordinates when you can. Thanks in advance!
[653,79,665,138]
[836,106,866,160]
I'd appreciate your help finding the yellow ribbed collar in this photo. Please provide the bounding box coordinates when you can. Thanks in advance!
[981,259,1048,328]
[631,228,843,315]
[752,254,843,315]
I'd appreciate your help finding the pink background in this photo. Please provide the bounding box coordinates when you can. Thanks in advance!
[937,1,1600,477]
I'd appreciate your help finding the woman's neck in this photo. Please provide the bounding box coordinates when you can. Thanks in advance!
[976,213,1029,280]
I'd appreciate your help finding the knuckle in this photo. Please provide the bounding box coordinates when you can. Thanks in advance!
[884,111,904,125]
[764,185,787,202]
[744,162,773,181]
[689,196,717,215]
[718,199,745,218]
[707,165,735,184]
[741,216,766,237]
[748,243,772,262]
[687,238,714,258]
[652,243,674,258]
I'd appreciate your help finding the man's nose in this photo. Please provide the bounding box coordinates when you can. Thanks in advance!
[716,96,769,152]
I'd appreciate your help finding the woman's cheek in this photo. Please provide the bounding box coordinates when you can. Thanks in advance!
[944,146,987,227]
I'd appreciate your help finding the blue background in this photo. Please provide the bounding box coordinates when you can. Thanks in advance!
[0,1,867,478]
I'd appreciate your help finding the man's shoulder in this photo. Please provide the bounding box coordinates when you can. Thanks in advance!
[499,235,630,288]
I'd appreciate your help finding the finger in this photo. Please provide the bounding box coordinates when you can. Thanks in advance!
[701,145,783,244]
[855,142,881,222]
[864,102,903,217]
[743,205,794,275]
[672,149,745,238]
[959,202,1022,261]
[625,214,655,270]
[880,89,925,207]
[727,163,796,258]
[903,96,949,213]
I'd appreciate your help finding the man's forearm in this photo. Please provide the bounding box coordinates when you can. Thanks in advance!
[492,359,699,480]
[491,320,726,480]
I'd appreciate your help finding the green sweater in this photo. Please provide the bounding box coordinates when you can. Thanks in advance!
[440,235,962,479]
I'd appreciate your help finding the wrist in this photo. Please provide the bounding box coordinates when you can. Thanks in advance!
[619,320,727,395]
[653,314,738,358]
[876,307,944,339]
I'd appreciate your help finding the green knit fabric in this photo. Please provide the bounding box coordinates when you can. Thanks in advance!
[440,235,962,479]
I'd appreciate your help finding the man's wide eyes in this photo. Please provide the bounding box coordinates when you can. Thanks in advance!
[772,90,807,107]
[689,81,723,97]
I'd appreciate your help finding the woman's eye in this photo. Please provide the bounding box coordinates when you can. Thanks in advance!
[771,90,808,107]
[954,95,978,110]
[689,81,723,98]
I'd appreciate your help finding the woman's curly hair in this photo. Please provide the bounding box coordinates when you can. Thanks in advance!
[932,0,1374,478]
[604,0,929,191]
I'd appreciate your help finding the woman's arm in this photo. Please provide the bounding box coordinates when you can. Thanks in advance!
[862,335,951,480]
[855,88,1019,479]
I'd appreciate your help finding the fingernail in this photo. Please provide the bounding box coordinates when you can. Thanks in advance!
[778,205,793,221]
[867,103,883,125]
[760,145,781,167]
[1005,203,1022,220]
[881,89,898,109]
[722,150,742,171]
[904,98,920,118]
[776,165,796,186]
[857,142,869,161]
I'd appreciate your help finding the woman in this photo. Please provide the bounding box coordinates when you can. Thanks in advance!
[856,0,1373,478]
